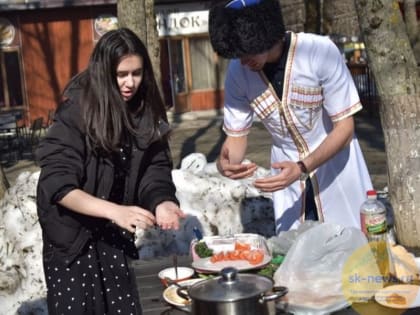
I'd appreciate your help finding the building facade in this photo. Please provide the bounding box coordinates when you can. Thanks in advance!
[0,1,117,124]
[0,0,306,124]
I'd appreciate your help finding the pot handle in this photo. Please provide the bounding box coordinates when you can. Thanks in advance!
[176,285,190,301]
[259,286,288,303]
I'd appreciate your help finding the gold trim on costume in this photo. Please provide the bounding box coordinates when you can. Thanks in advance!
[330,101,363,122]
[277,32,323,222]
[222,125,251,137]
[279,33,309,156]
[250,89,278,120]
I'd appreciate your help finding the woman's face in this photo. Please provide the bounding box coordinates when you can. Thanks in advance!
[116,54,143,102]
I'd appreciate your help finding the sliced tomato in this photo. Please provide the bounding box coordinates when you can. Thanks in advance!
[235,241,251,251]
[227,250,241,260]
[210,254,219,263]
[239,249,251,260]
[247,250,264,265]
[210,252,225,263]
[220,251,229,261]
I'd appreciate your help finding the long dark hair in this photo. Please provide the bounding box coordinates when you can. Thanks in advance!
[65,27,167,153]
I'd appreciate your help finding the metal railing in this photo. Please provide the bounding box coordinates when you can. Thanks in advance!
[348,63,380,116]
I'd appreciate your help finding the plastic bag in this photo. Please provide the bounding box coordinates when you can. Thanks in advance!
[273,223,380,315]
[266,221,320,255]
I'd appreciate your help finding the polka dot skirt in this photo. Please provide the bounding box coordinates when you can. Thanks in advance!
[43,229,142,315]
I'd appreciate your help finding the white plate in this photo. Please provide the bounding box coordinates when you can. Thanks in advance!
[191,254,271,273]
[375,284,420,309]
[191,233,271,273]
[162,278,205,310]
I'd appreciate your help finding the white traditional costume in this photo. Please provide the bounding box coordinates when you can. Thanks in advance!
[209,0,373,233]
[222,32,373,233]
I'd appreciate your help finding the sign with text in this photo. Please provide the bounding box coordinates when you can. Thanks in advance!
[156,3,209,37]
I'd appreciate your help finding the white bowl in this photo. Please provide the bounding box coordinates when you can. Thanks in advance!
[163,278,205,309]
[158,266,195,286]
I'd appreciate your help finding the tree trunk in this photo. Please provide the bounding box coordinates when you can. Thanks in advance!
[0,165,9,199]
[404,0,418,43]
[354,0,420,248]
[403,0,420,64]
[279,0,306,33]
[323,0,359,37]
[117,0,162,93]
[117,0,145,39]
[304,0,321,33]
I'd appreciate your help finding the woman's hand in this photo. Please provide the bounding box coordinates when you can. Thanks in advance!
[58,189,156,233]
[155,201,186,230]
[253,161,301,192]
[110,205,156,233]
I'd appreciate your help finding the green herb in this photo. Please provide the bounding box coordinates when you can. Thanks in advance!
[258,263,279,278]
[257,255,285,278]
[194,241,214,258]
[271,254,285,265]
[197,273,215,279]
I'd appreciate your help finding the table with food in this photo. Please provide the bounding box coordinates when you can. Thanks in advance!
[147,223,420,315]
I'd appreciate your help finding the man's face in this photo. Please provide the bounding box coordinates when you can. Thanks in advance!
[240,51,269,71]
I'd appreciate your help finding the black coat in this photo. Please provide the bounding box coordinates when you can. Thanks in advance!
[36,97,178,265]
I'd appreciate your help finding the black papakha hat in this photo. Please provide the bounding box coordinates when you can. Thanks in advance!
[209,0,285,59]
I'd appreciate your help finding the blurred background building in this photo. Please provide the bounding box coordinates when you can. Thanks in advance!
[0,0,417,125]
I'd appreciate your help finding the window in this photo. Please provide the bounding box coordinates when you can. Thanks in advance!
[168,39,186,94]
[190,37,228,90]
[0,47,25,109]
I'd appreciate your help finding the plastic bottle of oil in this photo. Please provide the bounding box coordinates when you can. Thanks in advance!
[360,189,390,278]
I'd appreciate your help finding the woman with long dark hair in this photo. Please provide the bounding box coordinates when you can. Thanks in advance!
[36,27,184,315]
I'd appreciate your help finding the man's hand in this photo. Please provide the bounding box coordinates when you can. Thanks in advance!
[216,146,257,179]
[254,161,301,192]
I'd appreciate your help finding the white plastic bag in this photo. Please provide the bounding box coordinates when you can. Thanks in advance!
[266,221,320,255]
[273,223,379,315]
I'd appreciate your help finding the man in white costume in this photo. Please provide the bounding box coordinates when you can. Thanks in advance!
[208,0,373,234]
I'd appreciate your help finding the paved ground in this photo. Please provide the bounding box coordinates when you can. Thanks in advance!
[4,108,387,190]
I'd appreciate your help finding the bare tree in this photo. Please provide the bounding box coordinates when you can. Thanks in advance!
[403,0,420,63]
[354,0,420,249]
[117,0,162,90]
[0,165,9,199]
[323,0,360,37]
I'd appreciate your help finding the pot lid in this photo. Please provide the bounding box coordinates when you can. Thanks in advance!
[188,267,273,302]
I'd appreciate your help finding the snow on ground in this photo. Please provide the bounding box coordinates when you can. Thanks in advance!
[0,153,274,315]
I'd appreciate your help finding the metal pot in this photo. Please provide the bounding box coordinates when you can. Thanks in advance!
[177,267,288,315]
